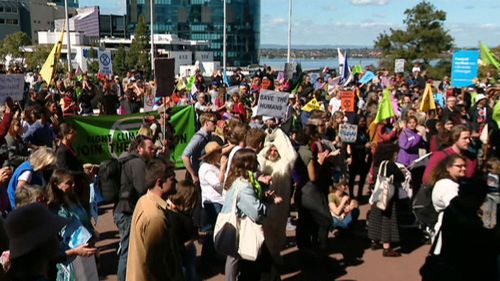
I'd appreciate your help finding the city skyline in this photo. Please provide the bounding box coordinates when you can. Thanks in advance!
[79,0,500,48]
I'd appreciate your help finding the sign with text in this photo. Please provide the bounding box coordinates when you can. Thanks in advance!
[395,59,405,73]
[256,90,289,118]
[340,91,355,112]
[65,106,195,167]
[339,124,358,143]
[0,74,24,101]
[98,49,113,76]
[451,50,479,88]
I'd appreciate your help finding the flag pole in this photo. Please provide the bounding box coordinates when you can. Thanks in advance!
[150,0,155,74]
[64,0,71,72]
[223,0,227,72]
[287,0,292,63]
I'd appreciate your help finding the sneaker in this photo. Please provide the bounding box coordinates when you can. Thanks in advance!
[383,249,401,257]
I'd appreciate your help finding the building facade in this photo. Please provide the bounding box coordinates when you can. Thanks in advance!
[126,0,260,67]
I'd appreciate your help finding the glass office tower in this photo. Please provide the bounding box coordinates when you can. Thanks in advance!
[127,0,260,67]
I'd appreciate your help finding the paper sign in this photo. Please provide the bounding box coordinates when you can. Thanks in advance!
[340,91,355,112]
[98,49,113,76]
[395,59,405,73]
[451,50,479,88]
[0,74,24,101]
[339,124,358,143]
[256,90,289,118]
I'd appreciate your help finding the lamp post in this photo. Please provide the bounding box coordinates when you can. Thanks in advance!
[150,0,155,74]
[64,0,71,72]
[287,0,292,63]
[223,0,227,71]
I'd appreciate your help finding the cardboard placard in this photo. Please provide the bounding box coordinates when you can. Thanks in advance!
[339,124,358,143]
[256,90,289,118]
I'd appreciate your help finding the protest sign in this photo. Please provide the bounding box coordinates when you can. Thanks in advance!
[98,49,113,76]
[66,106,195,168]
[339,124,358,143]
[395,59,405,73]
[451,50,479,88]
[143,87,156,112]
[256,90,289,118]
[0,74,24,101]
[340,91,355,112]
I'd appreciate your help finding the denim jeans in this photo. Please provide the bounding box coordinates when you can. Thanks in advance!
[113,211,132,281]
[332,208,360,230]
[183,243,200,281]
[201,202,223,264]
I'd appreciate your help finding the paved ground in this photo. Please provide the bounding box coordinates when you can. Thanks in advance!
[96,171,429,281]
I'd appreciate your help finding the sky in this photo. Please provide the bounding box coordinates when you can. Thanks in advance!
[79,0,500,48]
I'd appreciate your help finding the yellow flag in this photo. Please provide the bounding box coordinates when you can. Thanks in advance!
[176,77,186,91]
[40,25,65,85]
[419,83,436,112]
[302,98,324,112]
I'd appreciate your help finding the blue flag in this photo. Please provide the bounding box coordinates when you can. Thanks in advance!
[223,70,230,87]
[359,71,376,84]
[342,51,352,85]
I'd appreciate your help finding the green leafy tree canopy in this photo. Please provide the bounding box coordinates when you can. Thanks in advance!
[126,16,151,78]
[0,31,31,64]
[374,1,454,70]
[113,45,128,77]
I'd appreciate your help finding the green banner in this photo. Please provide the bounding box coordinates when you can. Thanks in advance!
[66,106,196,168]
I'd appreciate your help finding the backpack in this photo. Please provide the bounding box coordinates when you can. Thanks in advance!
[412,184,439,230]
[98,154,138,204]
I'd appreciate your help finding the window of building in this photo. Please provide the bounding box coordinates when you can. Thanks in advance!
[11,7,16,13]
[5,7,11,13]
[0,7,4,12]
[0,19,4,24]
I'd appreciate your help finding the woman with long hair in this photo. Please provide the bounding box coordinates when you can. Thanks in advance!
[222,149,281,281]
[397,116,425,166]
[429,154,466,253]
[4,118,29,168]
[429,118,454,152]
[56,123,82,172]
[347,115,371,198]
[367,142,406,257]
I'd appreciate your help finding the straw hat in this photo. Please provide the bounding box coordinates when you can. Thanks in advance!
[200,141,222,161]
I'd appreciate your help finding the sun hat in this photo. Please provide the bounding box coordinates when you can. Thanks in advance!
[5,203,70,259]
[475,94,487,104]
[200,141,222,161]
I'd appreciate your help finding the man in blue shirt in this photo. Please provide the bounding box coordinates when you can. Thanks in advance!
[23,107,56,148]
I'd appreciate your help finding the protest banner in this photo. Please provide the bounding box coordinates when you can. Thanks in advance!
[98,49,113,76]
[339,124,358,143]
[394,59,405,73]
[340,91,355,112]
[0,74,24,101]
[66,106,195,168]
[143,87,156,112]
[451,50,479,88]
[256,90,289,118]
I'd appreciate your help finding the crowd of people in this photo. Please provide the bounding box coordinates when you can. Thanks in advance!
[0,63,498,281]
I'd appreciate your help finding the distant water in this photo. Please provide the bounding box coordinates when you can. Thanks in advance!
[259,57,380,71]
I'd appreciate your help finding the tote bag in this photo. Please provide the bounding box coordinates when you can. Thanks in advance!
[213,185,241,257]
[238,215,264,261]
[369,161,395,210]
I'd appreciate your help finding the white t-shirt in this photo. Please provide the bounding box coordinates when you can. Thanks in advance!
[328,97,342,113]
[431,178,459,255]
[199,162,225,206]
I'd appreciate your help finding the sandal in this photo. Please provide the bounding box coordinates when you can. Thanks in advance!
[383,248,401,257]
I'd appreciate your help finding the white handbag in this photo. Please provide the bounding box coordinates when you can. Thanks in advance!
[238,215,264,261]
[369,160,395,210]
[213,185,241,257]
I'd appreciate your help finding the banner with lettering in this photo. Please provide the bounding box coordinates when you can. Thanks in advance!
[0,74,24,101]
[66,106,195,168]
[339,124,358,143]
[451,50,479,88]
[256,90,289,118]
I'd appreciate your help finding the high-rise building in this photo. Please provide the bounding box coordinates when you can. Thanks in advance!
[126,0,260,67]
[49,0,79,8]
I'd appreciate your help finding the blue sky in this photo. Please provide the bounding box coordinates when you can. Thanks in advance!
[80,0,500,48]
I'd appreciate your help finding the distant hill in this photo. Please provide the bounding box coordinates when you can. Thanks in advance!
[260,44,372,49]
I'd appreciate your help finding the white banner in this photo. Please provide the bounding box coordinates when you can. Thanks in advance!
[256,90,289,119]
[98,49,113,76]
[339,124,358,143]
[395,59,405,73]
[0,74,24,101]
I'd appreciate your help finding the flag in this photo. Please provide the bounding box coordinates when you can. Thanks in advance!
[374,89,396,124]
[480,42,500,70]
[223,70,230,87]
[75,65,83,81]
[302,98,324,112]
[359,71,376,84]
[176,77,186,91]
[338,48,345,77]
[342,51,353,86]
[352,65,363,75]
[186,75,196,91]
[40,25,65,84]
[419,84,436,112]
[493,100,500,128]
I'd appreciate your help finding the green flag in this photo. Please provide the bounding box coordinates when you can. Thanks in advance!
[186,75,196,91]
[65,106,196,167]
[493,100,500,128]
[352,65,363,75]
[480,42,500,70]
[374,89,395,124]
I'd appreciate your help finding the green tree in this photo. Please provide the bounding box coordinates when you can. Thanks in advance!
[113,44,128,77]
[0,31,31,64]
[126,16,151,78]
[374,1,453,73]
[87,46,99,74]
[25,45,52,71]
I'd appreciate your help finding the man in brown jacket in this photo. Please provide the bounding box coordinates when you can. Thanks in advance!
[126,159,184,281]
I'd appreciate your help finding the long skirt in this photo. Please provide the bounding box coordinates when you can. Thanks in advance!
[367,200,400,243]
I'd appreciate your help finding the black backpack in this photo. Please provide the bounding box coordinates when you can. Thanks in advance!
[98,154,137,204]
[412,184,439,229]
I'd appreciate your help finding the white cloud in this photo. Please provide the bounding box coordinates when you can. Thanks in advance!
[351,0,390,6]
[480,23,498,29]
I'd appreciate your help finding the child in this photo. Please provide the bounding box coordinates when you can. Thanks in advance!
[328,180,360,230]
